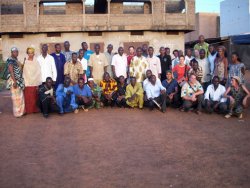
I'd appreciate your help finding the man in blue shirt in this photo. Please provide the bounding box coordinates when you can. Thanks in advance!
[161,70,180,108]
[73,77,93,110]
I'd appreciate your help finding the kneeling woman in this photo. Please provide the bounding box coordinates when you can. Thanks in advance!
[224,76,250,119]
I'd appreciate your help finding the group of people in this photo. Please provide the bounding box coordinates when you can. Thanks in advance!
[4,34,250,119]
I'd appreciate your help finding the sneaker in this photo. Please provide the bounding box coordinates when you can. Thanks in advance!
[225,113,232,119]
[74,109,79,114]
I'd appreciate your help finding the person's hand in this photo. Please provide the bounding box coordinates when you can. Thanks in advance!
[66,90,72,95]
[160,90,166,94]
[191,95,197,102]
[13,81,17,89]
[169,93,174,100]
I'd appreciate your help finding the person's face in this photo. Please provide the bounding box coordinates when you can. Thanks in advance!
[55,45,61,53]
[119,76,125,84]
[72,54,77,62]
[193,62,198,70]
[118,47,124,56]
[142,44,148,52]
[78,79,84,88]
[179,50,184,56]
[46,79,53,88]
[11,50,19,58]
[231,78,238,87]
[199,51,205,59]
[64,42,70,50]
[146,70,152,79]
[148,48,154,56]
[107,45,113,53]
[27,50,34,59]
[104,73,110,81]
[173,51,179,58]
[194,50,199,58]
[213,78,219,87]
[231,54,237,63]
[189,75,196,84]
[199,36,205,43]
[209,46,214,53]
[166,48,170,55]
[159,48,166,55]
[179,57,185,64]
[129,47,134,55]
[166,72,172,80]
[131,78,136,86]
[64,78,71,87]
[95,45,100,54]
[79,50,84,58]
[136,48,142,57]
[150,76,156,85]
[186,49,192,57]
[42,45,48,54]
[218,48,224,57]
[82,43,88,50]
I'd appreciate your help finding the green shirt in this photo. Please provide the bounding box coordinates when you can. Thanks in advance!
[194,42,209,57]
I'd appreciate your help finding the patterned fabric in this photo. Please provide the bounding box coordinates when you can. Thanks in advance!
[89,84,102,109]
[64,61,83,83]
[228,63,245,84]
[214,58,226,81]
[6,57,25,90]
[10,84,25,117]
[100,79,117,95]
[125,83,144,108]
[62,51,73,63]
[129,56,149,83]
[181,81,203,98]
[188,67,203,83]
[230,86,246,107]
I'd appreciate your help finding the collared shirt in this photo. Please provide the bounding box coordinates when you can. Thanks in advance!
[188,67,203,83]
[197,58,211,83]
[64,61,83,83]
[145,82,166,99]
[62,51,73,63]
[171,57,179,69]
[157,54,171,81]
[100,78,117,95]
[181,81,203,98]
[129,56,149,83]
[143,77,161,91]
[194,42,209,57]
[161,79,178,95]
[73,84,92,97]
[111,53,128,78]
[37,54,57,82]
[77,58,88,71]
[125,83,144,99]
[89,53,109,82]
[205,84,226,102]
[104,52,115,77]
[185,55,194,65]
[147,55,162,77]
[208,52,217,74]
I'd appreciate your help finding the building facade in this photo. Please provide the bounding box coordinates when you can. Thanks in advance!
[0,0,195,60]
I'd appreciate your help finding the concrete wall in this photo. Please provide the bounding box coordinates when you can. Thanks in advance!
[220,0,250,37]
[1,31,184,61]
[185,13,220,42]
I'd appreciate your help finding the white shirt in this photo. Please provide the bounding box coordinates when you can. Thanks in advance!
[111,53,128,78]
[143,77,161,91]
[197,58,211,83]
[78,58,88,71]
[185,55,194,65]
[37,54,57,82]
[205,84,227,102]
[146,82,166,99]
[171,57,179,69]
[147,55,162,77]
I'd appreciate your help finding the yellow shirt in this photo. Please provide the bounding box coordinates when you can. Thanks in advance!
[64,61,83,83]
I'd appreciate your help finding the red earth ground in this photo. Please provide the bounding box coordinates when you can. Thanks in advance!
[0,72,250,188]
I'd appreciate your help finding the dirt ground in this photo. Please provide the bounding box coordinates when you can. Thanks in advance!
[0,73,250,188]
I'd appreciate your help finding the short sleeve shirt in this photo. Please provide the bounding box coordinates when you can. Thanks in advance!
[181,81,203,98]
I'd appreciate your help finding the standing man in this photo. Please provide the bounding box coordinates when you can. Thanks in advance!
[142,44,148,58]
[81,42,94,78]
[37,44,57,83]
[194,35,209,57]
[158,47,171,81]
[185,48,194,66]
[208,44,217,76]
[89,44,108,84]
[51,43,66,89]
[62,41,73,63]
[171,49,179,69]
[111,47,127,81]
[147,47,161,79]
[104,44,115,78]
[130,47,149,83]
[64,53,83,85]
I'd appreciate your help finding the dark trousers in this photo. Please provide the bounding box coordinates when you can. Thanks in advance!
[76,98,93,108]
[39,98,59,115]
[147,93,167,111]
[116,98,127,108]
[166,93,181,108]
[101,95,116,107]
[183,94,204,111]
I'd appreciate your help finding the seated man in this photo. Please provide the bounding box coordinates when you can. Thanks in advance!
[181,74,204,114]
[56,77,78,114]
[143,69,161,91]
[88,78,102,109]
[114,75,127,108]
[162,70,180,108]
[125,77,144,109]
[145,75,167,113]
[38,77,59,118]
[73,78,93,111]
[100,72,118,107]
[204,76,227,114]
